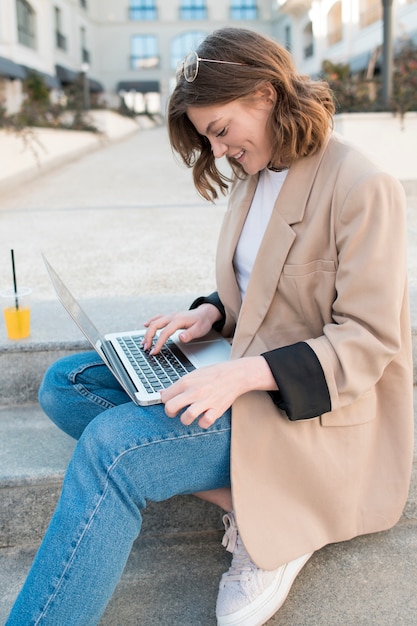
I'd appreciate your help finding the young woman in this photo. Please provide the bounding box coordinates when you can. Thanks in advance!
[7,28,413,626]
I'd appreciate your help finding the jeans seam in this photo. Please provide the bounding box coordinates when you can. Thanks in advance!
[69,359,118,410]
[35,427,230,622]
[68,359,104,382]
[73,382,117,410]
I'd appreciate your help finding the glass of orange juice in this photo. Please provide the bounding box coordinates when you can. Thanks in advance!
[0,287,31,340]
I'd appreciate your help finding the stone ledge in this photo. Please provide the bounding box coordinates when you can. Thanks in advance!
[1,287,416,404]
[0,294,198,405]
[0,390,415,549]
[1,519,417,625]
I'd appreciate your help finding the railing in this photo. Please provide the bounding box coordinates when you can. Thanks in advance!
[128,7,158,20]
[230,7,258,19]
[179,8,207,19]
[130,55,160,70]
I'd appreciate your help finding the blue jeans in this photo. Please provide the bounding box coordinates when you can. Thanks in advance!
[7,352,231,626]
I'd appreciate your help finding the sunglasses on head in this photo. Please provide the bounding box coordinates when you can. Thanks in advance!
[176,51,245,83]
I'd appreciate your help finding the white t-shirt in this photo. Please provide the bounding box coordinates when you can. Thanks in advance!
[234,168,288,299]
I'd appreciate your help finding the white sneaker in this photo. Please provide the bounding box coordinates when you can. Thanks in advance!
[216,512,311,626]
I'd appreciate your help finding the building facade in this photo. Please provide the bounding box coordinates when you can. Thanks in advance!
[0,0,276,114]
[1,0,417,115]
[94,0,276,112]
[272,0,417,77]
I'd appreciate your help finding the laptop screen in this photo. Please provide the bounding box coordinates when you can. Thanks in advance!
[42,254,104,349]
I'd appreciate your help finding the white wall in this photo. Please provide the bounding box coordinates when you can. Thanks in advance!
[334,111,417,180]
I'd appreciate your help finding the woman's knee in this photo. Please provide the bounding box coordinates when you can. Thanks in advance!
[39,354,78,412]
[38,352,105,439]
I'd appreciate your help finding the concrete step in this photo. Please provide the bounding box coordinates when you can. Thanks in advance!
[0,403,226,549]
[0,294,199,406]
[0,402,416,624]
[1,292,416,624]
[1,519,417,625]
[0,398,416,625]
[1,390,416,547]
[1,285,417,406]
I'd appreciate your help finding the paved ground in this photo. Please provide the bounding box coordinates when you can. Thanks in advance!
[0,125,416,308]
[0,126,227,302]
[0,124,416,625]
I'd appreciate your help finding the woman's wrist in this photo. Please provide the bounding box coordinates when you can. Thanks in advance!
[232,356,279,395]
[198,302,223,326]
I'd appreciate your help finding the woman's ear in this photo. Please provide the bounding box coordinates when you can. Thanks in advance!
[255,82,277,109]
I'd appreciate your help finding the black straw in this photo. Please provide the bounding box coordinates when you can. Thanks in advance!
[10,249,19,310]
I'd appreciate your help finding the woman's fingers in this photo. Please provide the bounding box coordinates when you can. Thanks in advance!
[141,307,216,353]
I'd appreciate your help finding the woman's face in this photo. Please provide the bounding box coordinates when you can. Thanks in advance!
[187,93,275,176]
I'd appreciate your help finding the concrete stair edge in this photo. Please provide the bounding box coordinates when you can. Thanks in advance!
[0,397,416,550]
[1,397,416,625]
[1,292,416,548]
[0,294,199,405]
[1,517,417,626]
[1,290,417,405]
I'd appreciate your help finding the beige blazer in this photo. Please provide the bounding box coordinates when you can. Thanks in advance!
[216,132,414,569]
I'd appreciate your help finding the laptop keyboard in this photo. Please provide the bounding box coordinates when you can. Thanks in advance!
[116,335,195,393]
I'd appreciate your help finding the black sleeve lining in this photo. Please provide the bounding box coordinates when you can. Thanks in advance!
[189,292,226,333]
[262,342,331,421]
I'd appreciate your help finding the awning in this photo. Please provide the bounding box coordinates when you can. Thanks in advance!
[0,56,26,80]
[348,51,371,74]
[56,64,103,92]
[88,78,104,93]
[55,64,78,85]
[21,66,61,89]
[40,72,61,90]
[117,80,160,93]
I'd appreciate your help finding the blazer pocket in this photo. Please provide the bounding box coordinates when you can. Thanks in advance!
[280,260,337,335]
[320,390,377,427]
[283,259,336,276]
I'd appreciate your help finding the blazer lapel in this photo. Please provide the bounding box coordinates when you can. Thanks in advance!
[222,135,331,358]
[216,175,258,321]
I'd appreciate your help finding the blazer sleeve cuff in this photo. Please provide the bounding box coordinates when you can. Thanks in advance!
[262,342,331,421]
[189,292,226,333]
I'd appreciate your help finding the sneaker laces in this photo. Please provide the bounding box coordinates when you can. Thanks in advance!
[221,512,238,554]
[221,512,255,583]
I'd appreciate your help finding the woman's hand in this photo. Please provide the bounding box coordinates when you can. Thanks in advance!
[161,356,278,429]
[142,303,222,354]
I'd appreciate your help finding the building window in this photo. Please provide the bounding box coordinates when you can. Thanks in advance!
[284,24,291,52]
[171,31,206,70]
[180,0,207,20]
[80,0,87,9]
[80,26,90,63]
[131,35,159,69]
[359,0,382,29]
[303,22,314,59]
[230,0,258,20]
[327,2,343,47]
[55,6,67,51]
[129,0,157,20]
[16,0,36,49]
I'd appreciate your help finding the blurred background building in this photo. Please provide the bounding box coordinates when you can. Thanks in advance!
[1,0,416,116]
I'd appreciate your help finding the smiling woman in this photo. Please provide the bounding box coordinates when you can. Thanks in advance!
[186,91,276,175]
[6,26,413,626]
[168,27,334,200]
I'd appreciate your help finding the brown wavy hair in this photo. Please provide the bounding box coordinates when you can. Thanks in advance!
[168,27,335,201]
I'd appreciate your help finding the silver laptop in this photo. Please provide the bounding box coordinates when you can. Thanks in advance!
[42,254,231,406]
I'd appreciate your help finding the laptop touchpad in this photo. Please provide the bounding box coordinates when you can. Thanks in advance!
[182,340,231,367]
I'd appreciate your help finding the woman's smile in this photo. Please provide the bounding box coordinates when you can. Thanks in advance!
[187,94,275,175]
